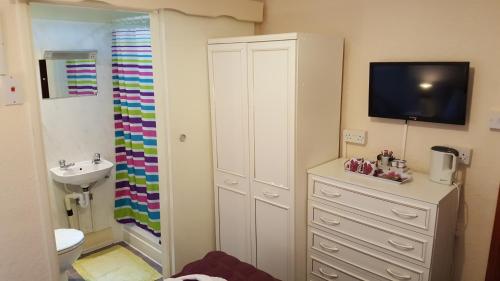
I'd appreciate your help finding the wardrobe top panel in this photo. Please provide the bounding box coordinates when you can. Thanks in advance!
[208,33,298,44]
[208,32,343,45]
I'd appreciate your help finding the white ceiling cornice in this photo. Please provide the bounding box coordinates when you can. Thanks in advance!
[25,0,264,22]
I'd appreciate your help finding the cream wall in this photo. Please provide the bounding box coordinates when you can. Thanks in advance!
[0,1,57,281]
[257,0,500,280]
[160,10,254,271]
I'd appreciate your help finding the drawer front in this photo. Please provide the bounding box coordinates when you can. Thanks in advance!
[309,228,429,281]
[215,170,249,194]
[309,253,383,281]
[252,180,291,206]
[309,202,433,267]
[310,176,436,234]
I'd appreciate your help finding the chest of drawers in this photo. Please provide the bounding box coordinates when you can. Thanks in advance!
[307,159,458,281]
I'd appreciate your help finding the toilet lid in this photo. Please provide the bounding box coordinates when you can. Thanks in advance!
[54,228,84,252]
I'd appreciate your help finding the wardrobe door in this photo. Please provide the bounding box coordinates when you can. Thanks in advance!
[208,43,249,176]
[248,40,296,189]
[217,183,249,262]
[208,43,250,262]
[248,40,296,281]
[254,199,290,281]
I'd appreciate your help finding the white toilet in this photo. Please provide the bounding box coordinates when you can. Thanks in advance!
[54,228,85,281]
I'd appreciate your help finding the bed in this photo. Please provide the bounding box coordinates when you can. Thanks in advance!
[171,251,280,281]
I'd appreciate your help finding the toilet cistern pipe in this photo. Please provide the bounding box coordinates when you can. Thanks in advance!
[64,193,81,229]
[64,193,80,216]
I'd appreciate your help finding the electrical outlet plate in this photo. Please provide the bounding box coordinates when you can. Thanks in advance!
[454,146,472,165]
[343,129,366,145]
[489,110,500,130]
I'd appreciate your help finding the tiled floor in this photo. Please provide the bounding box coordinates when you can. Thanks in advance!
[67,242,163,281]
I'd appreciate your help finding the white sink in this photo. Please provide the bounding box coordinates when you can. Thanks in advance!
[50,159,114,186]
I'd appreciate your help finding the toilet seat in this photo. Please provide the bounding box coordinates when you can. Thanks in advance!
[54,229,85,254]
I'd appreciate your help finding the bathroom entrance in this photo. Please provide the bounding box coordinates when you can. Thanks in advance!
[29,3,169,280]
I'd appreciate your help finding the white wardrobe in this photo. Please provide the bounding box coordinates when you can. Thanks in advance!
[207,33,344,281]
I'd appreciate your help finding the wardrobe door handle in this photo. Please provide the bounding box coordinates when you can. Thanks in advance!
[320,188,341,198]
[319,216,340,226]
[388,239,415,251]
[263,191,279,199]
[391,208,419,219]
[319,241,339,252]
[223,179,238,186]
[386,268,412,280]
[319,268,338,279]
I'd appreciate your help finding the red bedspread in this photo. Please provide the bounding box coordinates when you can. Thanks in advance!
[172,251,281,281]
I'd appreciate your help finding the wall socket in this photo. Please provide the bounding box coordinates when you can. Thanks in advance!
[453,146,472,165]
[343,129,367,145]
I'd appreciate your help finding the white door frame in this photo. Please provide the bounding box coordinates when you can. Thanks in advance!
[150,9,176,275]
[22,1,175,278]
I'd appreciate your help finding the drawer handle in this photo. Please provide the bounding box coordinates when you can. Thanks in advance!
[319,267,339,279]
[386,268,412,280]
[263,191,280,199]
[391,208,419,219]
[388,239,415,251]
[319,216,340,226]
[320,188,341,198]
[319,241,339,252]
[269,181,285,188]
[223,179,239,186]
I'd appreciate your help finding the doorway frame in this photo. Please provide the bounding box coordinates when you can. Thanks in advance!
[23,1,175,278]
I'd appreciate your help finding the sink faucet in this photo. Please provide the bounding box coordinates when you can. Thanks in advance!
[92,153,101,164]
[59,159,75,169]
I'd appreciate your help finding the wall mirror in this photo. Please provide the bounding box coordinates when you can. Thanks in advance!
[39,50,98,99]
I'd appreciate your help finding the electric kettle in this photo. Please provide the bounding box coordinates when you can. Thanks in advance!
[429,146,459,185]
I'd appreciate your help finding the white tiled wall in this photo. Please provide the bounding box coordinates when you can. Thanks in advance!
[32,19,119,239]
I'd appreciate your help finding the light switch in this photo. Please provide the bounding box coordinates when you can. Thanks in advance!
[1,76,23,106]
[489,110,500,130]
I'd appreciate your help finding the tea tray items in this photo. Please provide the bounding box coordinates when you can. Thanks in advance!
[344,157,412,184]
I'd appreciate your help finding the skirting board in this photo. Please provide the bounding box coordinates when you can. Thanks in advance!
[122,225,162,265]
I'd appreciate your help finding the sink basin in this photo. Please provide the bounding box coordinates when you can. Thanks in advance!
[50,159,114,186]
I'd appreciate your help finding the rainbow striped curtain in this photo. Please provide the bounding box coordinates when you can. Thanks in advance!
[113,28,160,237]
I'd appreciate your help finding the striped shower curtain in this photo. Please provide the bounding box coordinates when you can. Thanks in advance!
[113,28,160,237]
[66,59,97,95]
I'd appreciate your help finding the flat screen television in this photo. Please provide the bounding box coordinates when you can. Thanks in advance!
[369,62,470,125]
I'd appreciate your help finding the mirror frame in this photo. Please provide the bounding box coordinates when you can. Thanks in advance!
[38,50,97,99]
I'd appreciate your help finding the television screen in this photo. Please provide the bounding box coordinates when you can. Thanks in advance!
[369,62,470,125]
